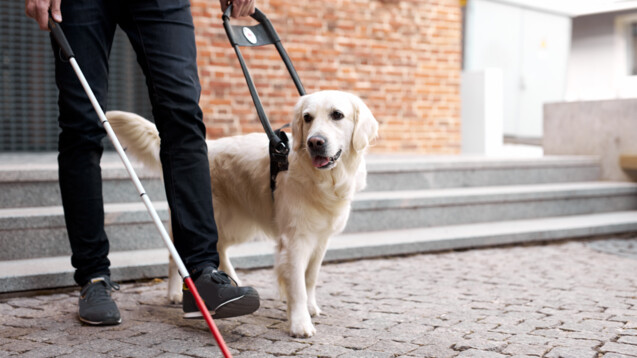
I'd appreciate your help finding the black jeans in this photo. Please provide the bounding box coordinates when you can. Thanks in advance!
[53,0,219,286]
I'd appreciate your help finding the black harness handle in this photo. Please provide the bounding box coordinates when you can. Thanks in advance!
[222,4,305,194]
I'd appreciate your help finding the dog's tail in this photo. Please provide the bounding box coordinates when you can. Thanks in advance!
[105,110,162,172]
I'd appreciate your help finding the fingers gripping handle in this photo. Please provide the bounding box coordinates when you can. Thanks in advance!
[48,16,74,60]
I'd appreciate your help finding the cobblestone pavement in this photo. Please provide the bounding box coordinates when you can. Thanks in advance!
[2,237,637,358]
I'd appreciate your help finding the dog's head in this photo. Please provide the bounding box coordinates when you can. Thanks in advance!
[292,91,378,170]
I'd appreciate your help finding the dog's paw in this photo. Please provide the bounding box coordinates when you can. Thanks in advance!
[168,290,183,304]
[289,317,316,338]
[309,303,322,317]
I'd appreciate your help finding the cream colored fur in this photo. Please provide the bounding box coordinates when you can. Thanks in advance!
[105,90,378,337]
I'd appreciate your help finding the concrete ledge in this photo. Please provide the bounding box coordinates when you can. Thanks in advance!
[2,211,636,293]
[544,98,637,181]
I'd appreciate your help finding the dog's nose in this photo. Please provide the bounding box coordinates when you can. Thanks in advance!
[307,135,326,151]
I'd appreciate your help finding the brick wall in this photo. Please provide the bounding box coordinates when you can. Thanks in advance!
[191,0,462,153]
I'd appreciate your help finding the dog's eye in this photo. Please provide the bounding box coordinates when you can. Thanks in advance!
[303,113,313,123]
[331,110,344,121]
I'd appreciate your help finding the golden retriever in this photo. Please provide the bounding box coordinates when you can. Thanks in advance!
[106,90,378,337]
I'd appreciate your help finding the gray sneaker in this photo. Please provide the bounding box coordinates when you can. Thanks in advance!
[78,277,122,326]
[183,267,259,319]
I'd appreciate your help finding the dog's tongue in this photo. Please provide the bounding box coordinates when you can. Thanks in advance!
[312,156,330,168]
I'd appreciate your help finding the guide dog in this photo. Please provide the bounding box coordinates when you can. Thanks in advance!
[106,90,378,337]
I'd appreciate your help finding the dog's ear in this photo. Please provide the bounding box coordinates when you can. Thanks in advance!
[351,94,379,152]
[292,95,307,151]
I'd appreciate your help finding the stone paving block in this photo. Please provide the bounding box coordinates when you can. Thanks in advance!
[109,345,166,358]
[456,349,507,357]
[365,339,420,355]
[505,334,550,346]
[551,337,602,349]
[545,346,598,358]
[561,319,625,333]
[229,337,273,352]
[410,328,464,347]
[263,341,309,355]
[232,352,279,358]
[404,345,458,358]
[233,324,270,338]
[185,346,230,358]
[452,338,507,352]
[21,329,68,343]
[0,340,47,355]
[600,342,637,356]
[342,351,394,358]
[156,353,196,358]
[153,338,199,354]
[464,331,511,342]
[502,343,548,356]
[297,343,355,357]
[333,335,379,350]
[73,337,137,354]
[18,344,74,358]
[0,328,32,339]
[63,350,110,358]
[618,335,637,344]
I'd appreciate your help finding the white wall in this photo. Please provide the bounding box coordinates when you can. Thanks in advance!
[463,0,571,138]
[565,9,637,100]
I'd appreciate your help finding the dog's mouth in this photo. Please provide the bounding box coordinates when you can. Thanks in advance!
[311,149,342,169]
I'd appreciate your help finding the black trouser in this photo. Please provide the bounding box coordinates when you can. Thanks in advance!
[53,0,219,286]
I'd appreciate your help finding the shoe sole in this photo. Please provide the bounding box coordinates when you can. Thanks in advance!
[183,289,260,319]
[79,316,122,326]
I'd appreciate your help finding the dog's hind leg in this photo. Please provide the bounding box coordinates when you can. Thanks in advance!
[305,242,327,317]
[168,256,183,303]
[217,242,242,286]
[166,213,183,303]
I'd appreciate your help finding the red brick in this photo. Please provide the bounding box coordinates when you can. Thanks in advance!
[194,0,461,153]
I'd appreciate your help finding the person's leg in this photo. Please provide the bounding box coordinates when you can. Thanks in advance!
[53,0,122,326]
[117,0,259,319]
[54,0,118,287]
[117,0,219,275]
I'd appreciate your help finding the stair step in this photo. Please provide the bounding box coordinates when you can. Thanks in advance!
[0,153,600,207]
[346,181,637,232]
[365,155,600,191]
[2,211,636,293]
[0,202,168,261]
[0,164,165,208]
[3,182,636,260]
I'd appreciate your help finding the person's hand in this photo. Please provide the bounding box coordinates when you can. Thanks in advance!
[219,0,255,18]
[25,0,62,31]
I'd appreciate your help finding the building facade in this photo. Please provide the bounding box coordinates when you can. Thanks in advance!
[1,0,462,154]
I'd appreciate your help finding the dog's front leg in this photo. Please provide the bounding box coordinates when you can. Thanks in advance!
[277,238,316,338]
[305,242,328,317]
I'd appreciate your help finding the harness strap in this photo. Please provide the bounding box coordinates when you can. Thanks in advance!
[269,124,290,197]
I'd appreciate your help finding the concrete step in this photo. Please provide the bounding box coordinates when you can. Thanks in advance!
[0,158,165,208]
[0,153,600,207]
[365,155,600,191]
[0,202,168,261]
[3,182,636,261]
[345,181,637,232]
[2,211,636,293]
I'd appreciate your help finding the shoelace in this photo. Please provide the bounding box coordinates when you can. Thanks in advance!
[209,269,237,287]
[82,278,120,302]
